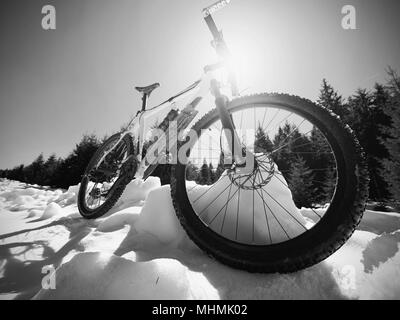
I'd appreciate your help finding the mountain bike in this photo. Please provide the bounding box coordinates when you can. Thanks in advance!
[78,0,368,273]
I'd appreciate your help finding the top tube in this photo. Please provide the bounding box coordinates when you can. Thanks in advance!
[145,79,202,112]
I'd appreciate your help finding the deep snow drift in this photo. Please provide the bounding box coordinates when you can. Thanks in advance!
[0,178,399,300]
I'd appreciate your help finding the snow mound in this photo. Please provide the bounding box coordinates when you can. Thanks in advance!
[35,252,219,300]
[14,195,35,205]
[0,181,75,212]
[96,210,140,232]
[39,202,63,220]
[119,177,160,204]
[54,185,79,207]
[26,209,43,219]
[134,185,187,248]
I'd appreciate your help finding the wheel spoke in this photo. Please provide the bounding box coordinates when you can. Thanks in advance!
[262,189,307,230]
[197,182,233,217]
[209,182,239,226]
[255,188,290,240]
[220,182,234,232]
[256,174,272,244]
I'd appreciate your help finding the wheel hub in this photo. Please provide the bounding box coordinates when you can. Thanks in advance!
[227,153,275,190]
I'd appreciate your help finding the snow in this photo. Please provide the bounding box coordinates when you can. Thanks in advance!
[134,185,188,248]
[188,171,307,244]
[39,203,63,221]
[0,177,400,300]
[35,253,219,300]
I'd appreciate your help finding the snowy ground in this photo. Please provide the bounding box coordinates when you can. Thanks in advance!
[0,178,399,300]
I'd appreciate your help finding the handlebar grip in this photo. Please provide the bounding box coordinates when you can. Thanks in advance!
[203,0,231,17]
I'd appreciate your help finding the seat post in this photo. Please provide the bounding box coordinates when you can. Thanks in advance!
[141,93,148,111]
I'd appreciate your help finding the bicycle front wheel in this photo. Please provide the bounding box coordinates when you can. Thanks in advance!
[170,93,368,273]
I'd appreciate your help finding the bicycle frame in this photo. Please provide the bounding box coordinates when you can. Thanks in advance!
[94,0,250,182]
[130,69,218,180]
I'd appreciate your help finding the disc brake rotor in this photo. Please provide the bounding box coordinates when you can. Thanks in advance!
[227,153,275,190]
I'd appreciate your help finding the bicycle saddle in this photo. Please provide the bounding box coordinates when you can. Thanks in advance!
[135,83,160,96]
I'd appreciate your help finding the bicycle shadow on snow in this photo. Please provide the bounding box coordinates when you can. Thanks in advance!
[114,230,346,300]
[0,217,93,299]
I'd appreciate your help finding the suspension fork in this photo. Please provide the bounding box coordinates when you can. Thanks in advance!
[211,79,254,173]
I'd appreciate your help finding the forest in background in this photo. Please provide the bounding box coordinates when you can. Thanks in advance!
[1,68,399,208]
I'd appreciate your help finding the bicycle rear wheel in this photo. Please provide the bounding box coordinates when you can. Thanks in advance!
[78,133,134,219]
[171,93,368,273]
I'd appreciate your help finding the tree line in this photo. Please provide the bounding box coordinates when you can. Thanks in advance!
[316,68,399,207]
[0,135,102,189]
[1,69,399,208]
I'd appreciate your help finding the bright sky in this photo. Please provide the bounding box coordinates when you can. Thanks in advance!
[1,0,399,169]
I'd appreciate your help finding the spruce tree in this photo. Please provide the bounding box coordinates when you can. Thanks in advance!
[381,68,400,205]
[347,87,390,200]
[288,156,316,208]
[30,154,45,185]
[322,167,337,204]
[215,153,226,181]
[186,162,199,181]
[43,154,59,186]
[208,163,216,183]
[318,79,347,119]
[198,159,211,185]
[254,124,273,153]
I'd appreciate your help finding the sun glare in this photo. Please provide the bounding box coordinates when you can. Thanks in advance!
[224,35,263,94]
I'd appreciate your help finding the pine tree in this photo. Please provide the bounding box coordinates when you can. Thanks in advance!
[215,153,226,181]
[254,124,273,153]
[318,79,347,119]
[272,122,313,177]
[346,89,373,137]
[208,163,216,183]
[309,126,335,203]
[346,88,391,200]
[43,154,59,186]
[9,164,25,182]
[186,162,199,181]
[53,134,101,188]
[197,159,211,185]
[272,123,295,174]
[29,153,45,185]
[288,157,316,208]
[380,68,400,205]
[322,167,337,204]
[368,83,391,200]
